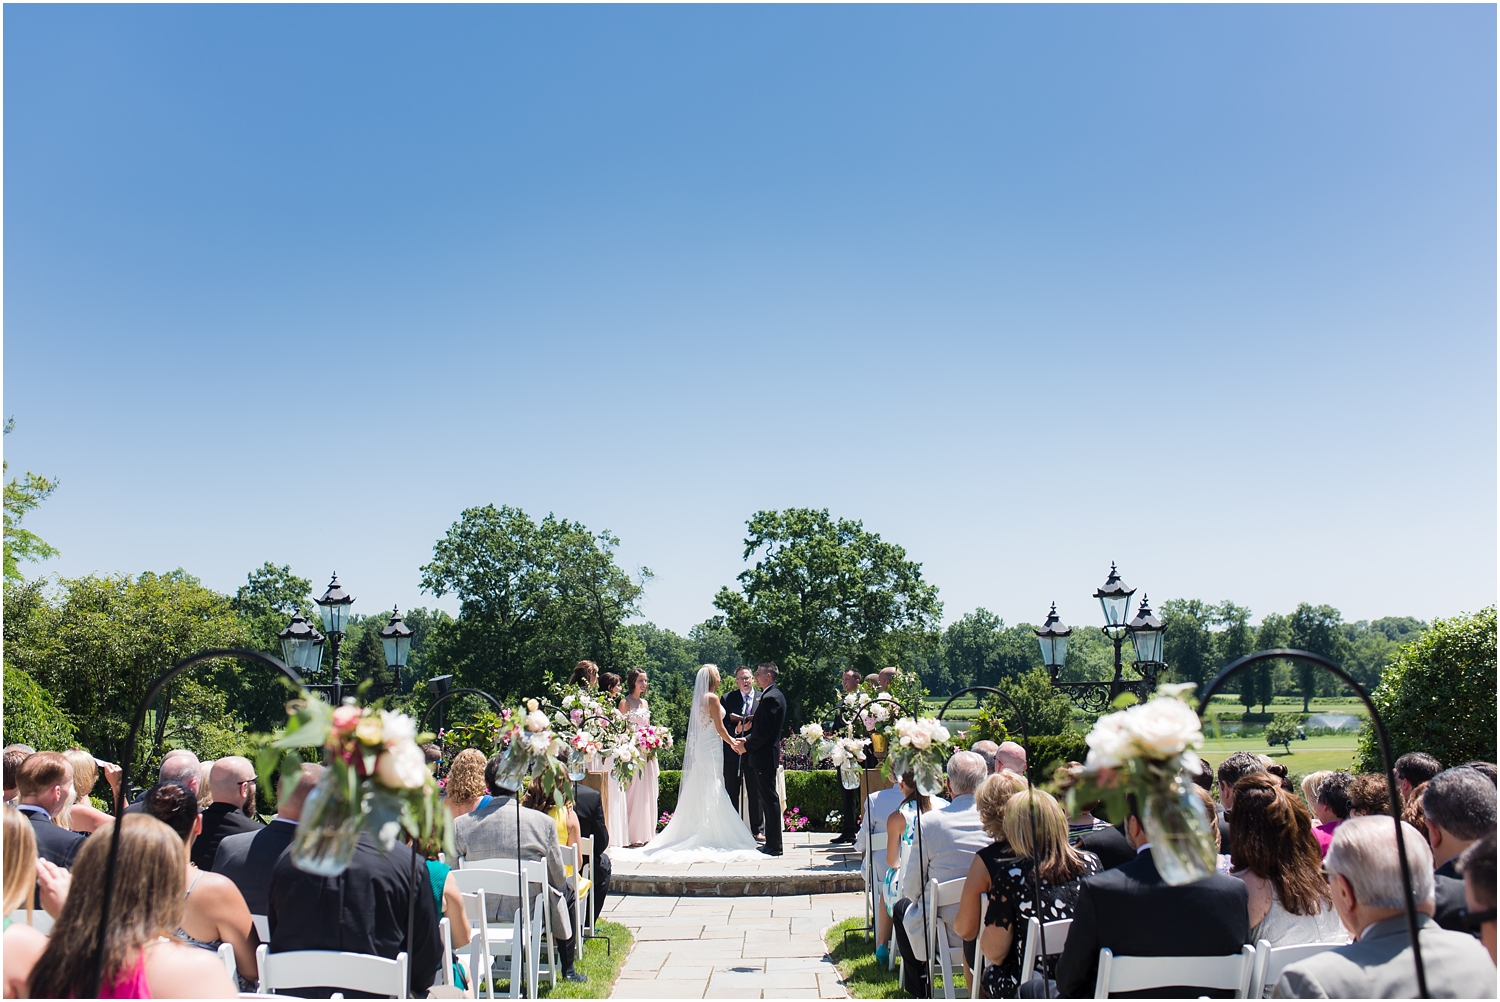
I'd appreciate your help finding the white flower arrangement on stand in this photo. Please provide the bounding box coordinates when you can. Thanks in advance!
[885,716,954,797]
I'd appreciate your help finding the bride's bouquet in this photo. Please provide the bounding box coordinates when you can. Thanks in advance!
[633,723,674,763]
[1064,683,1215,885]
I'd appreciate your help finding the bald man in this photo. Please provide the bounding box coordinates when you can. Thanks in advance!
[194,755,264,870]
[124,748,202,814]
[997,741,1027,776]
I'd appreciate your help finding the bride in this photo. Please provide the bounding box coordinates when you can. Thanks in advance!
[621,664,762,861]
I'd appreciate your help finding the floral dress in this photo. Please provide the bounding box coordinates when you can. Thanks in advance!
[979,845,1102,998]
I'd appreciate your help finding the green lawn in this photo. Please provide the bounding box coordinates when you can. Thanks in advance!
[1199,733,1359,778]
[825,917,966,999]
[477,919,632,999]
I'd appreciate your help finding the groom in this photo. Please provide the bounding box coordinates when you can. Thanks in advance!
[740,663,787,856]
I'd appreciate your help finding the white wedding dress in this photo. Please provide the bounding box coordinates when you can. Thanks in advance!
[614,666,761,863]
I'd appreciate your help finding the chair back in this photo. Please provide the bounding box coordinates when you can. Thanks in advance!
[255,944,409,999]
[1018,916,1073,985]
[452,866,528,904]
[461,856,551,890]
[251,913,270,941]
[7,909,53,935]
[216,942,237,982]
[1248,940,1341,998]
[1093,945,1256,999]
[925,877,970,1000]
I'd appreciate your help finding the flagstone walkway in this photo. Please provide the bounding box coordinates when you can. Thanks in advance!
[602,891,864,999]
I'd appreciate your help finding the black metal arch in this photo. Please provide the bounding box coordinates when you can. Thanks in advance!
[420,686,506,736]
[1200,648,1427,999]
[91,648,305,997]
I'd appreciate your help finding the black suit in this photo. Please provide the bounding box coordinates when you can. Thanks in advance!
[743,682,787,853]
[721,688,761,828]
[1055,847,1250,998]
[195,801,264,871]
[573,782,612,919]
[213,818,297,916]
[1076,823,1136,870]
[269,833,442,997]
[1433,872,1477,936]
[17,804,84,869]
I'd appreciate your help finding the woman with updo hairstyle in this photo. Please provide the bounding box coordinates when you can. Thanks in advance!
[444,747,491,819]
[1229,772,1344,948]
[600,672,622,699]
[620,668,658,846]
[60,748,114,834]
[568,660,599,688]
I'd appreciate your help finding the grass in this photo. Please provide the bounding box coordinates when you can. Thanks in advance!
[479,919,633,999]
[1200,733,1359,778]
[825,917,966,999]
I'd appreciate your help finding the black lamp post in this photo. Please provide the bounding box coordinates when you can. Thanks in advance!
[1039,563,1168,712]
[292,574,408,704]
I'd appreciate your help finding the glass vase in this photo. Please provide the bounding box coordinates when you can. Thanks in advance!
[913,754,946,798]
[290,769,362,876]
[839,760,862,790]
[1143,773,1218,885]
[492,740,534,793]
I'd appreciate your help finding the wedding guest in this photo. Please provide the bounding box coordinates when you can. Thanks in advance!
[196,759,217,808]
[1425,767,1497,879]
[452,755,585,982]
[572,774,612,918]
[1069,795,1129,858]
[1227,773,1345,946]
[882,769,951,966]
[3,806,49,998]
[1462,761,1499,785]
[857,775,913,966]
[620,669,660,847]
[59,749,120,834]
[194,756,264,871]
[1312,771,1353,857]
[569,660,600,687]
[524,775,582,856]
[142,781,259,987]
[443,747,490,820]
[997,741,1027,776]
[957,787,1101,997]
[1300,769,1333,818]
[1402,781,1431,839]
[1218,751,1268,846]
[411,834,470,992]
[124,748,202,813]
[15,751,85,868]
[969,740,999,774]
[213,763,322,916]
[891,751,990,997]
[3,746,33,805]
[1347,772,1392,817]
[1273,817,1495,998]
[1394,751,1444,801]
[27,814,238,998]
[1054,793,1250,998]
[1195,784,1233,874]
[1457,833,1496,962]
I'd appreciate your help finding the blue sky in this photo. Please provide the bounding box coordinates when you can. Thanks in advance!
[4,5,1494,635]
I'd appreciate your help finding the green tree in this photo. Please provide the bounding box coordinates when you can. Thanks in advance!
[1343,617,1427,694]
[2,421,59,582]
[1355,607,1496,772]
[689,617,745,673]
[2,664,77,750]
[991,666,1075,737]
[1288,603,1352,711]
[940,609,1041,694]
[1250,613,1290,713]
[1265,713,1300,753]
[232,563,315,652]
[713,509,942,725]
[1161,599,1217,690]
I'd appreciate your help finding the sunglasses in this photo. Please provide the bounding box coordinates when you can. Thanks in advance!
[1459,907,1497,930]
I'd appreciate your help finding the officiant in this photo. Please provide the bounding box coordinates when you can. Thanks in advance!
[722,665,763,839]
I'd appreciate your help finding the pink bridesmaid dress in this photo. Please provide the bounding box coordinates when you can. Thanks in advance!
[622,701,660,845]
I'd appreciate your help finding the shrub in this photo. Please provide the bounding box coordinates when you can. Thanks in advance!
[1265,714,1301,752]
[1355,607,1496,772]
[658,770,682,815]
[3,666,76,750]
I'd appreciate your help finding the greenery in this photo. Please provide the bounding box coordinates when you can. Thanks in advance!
[1355,607,1496,772]
[1264,714,1301,752]
[826,916,963,998]
[1201,733,1358,778]
[714,508,942,726]
[2,420,60,583]
[2,665,76,749]
[484,919,631,998]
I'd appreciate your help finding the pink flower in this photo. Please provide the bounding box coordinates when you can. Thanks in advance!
[332,704,362,735]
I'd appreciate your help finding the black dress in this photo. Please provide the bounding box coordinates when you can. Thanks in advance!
[979,844,1102,998]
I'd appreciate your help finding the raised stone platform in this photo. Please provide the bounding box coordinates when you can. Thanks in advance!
[612,832,866,896]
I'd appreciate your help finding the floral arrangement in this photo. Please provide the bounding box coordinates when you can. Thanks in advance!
[657,811,673,831]
[1064,683,1216,885]
[841,686,895,737]
[884,715,956,797]
[611,737,644,787]
[633,723,674,762]
[490,698,570,807]
[825,810,843,830]
[257,695,451,876]
[784,806,810,832]
[800,723,869,786]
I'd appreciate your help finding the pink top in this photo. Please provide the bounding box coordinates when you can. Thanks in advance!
[1313,819,1340,857]
[96,950,151,999]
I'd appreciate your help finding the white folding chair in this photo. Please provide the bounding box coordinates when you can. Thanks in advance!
[216,942,237,983]
[439,917,453,987]
[254,944,409,999]
[1248,939,1340,998]
[462,857,561,991]
[7,909,53,935]
[251,913,270,942]
[451,872,530,999]
[1093,945,1256,999]
[575,835,595,939]
[925,876,970,999]
[1018,916,1073,987]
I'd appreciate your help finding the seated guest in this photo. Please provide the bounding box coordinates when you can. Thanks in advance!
[1312,771,1352,857]
[268,832,442,996]
[1219,751,1268,848]
[1346,772,1392,817]
[925,771,1009,974]
[213,763,322,916]
[571,772,612,919]
[1227,773,1345,946]
[891,751,990,997]
[27,814,237,998]
[14,751,85,868]
[443,747,491,819]
[1299,770,1332,818]
[142,781,259,987]
[1273,816,1495,998]
[412,834,471,992]
[1075,816,1134,871]
[524,774,581,856]
[1067,799,1114,842]
[956,786,1100,997]
[3,806,49,998]
[451,753,587,983]
[1423,766,1496,936]
[194,755,264,870]
[197,760,217,808]
[1403,781,1431,839]
[60,749,117,834]
[125,748,202,813]
[997,741,1027,777]
[1053,793,1250,998]
[3,745,35,805]
[1457,833,1496,963]
[970,740,999,774]
[859,773,919,966]
[1395,751,1444,802]
[1462,761,1499,785]
[884,771,953,924]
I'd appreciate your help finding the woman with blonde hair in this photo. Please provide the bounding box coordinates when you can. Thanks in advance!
[444,747,491,819]
[4,805,49,997]
[60,749,115,834]
[1299,769,1333,816]
[197,760,217,809]
[956,785,1101,998]
[27,814,236,998]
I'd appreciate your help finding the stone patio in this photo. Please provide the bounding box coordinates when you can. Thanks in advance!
[610,831,865,896]
[602,890,864,999]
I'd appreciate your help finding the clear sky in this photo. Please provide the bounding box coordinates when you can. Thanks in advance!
[4,5,1495,636]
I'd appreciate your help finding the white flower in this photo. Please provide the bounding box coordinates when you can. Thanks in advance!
[526,698,539,712]
[1123,696,1203,758]
[932,724,950,744]
[525,710,550,733]
[909,729,932,750]
[378,709,417,748]
[800,724,825,741]
[527,731,553,755]
[374,740,429,790]
[1085,712,1133,769]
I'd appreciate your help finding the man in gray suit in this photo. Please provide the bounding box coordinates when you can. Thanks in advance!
[892,751,991,996]
[452,755,585,983]
[214,763,322,916]
[1274,816,1495,999]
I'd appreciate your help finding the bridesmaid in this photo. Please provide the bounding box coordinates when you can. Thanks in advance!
[620,669,660,847]
[600,671,630,848]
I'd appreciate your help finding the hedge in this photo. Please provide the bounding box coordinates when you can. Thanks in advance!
[656,769,845,831]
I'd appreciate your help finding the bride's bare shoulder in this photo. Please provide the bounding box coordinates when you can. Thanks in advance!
[703,691,721,708]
